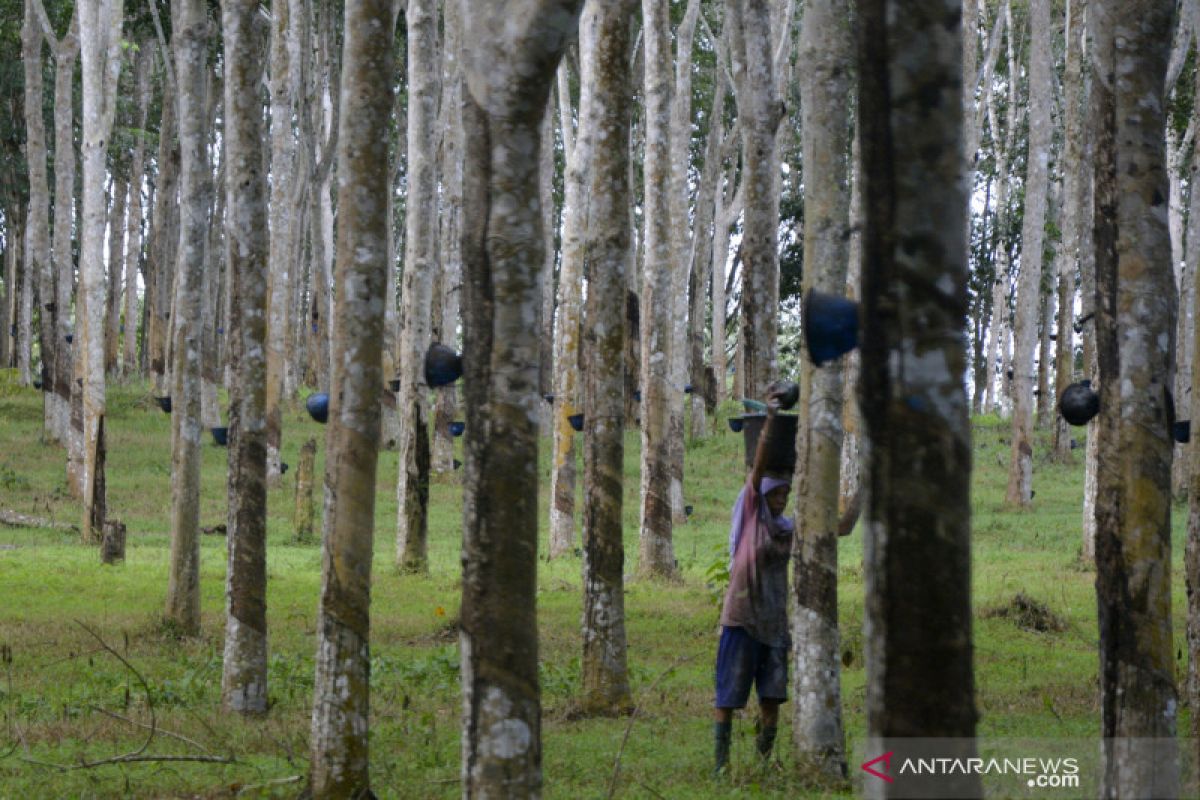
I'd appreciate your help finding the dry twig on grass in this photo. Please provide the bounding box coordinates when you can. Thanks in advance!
[15,622,236,771]
[606,655,694,799]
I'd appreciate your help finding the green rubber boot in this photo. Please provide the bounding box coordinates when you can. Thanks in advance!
[714,721,733,774]
[755,724,778,760]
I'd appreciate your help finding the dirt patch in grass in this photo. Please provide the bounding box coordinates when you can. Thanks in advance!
[981,592,1067,634]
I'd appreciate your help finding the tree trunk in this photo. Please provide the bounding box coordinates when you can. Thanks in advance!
[1091,2,1180,795]
[395,0,438,574]
[433,2,463,474]
[1188,16,1200,769]
[688,38,728,439]
[857,1,979,796]
[637,0,677,579]
[538,79,560,436]
[307,1,393,794]
[792,0,851,777]
[665,0,700,527]
[1006,0,1051,508]
[549,35,588,559]
[54,14,81,494]
[1055,0,1087,464]
[147,60,179,397]
[838,125,864,536]
[105,177,127,375]
[164,0,207,631]
[49,10,79,456]
[123,44,151,376]
[266,0,295,485]
[78,0,123,543]
[980,3,1013,415]
[1178,40,1200,499]
[22,0,50,397]
[220,0,270,716]
[729,0,781,401]
[459,5,581,794]
[579,0,635,715]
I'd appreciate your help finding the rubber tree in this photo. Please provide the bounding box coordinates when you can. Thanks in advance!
[220,0,270,715]
[265,0,296,485]
[728,0,782,400]
[638,0,677,578]
[792,0,852,778]
[548,29,591,560]
[459,2,581,793]
[1090,0,1180,795]
[21,0,49,397]
[78,0,123,542]
[307,0,394,794]
[395,0,438,573]
[1005,0,1052,507]
[579,0,635,715]
[857,1,980,797]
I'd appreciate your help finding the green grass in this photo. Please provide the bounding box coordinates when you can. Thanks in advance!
[0,371,1190,798]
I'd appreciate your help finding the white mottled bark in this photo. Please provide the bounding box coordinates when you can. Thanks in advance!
[47,9,79,459]
[165,0,207,631]
[265,0,295,485]
[549,40,589,559]
[395,0,437,573]
[1006,0,1052,507]
[579,0,634,714]
[220,0,270,716]
[22,0,49,396]
[728,0,781,399]
[308,1,393,794]
[433,1,463,474]
[78,0,123,542]
[123,45,150,376]
[793,0,852,777]
[665,0,699,525]
[1091,2,1179,794]
[638,0,676,578]
[459,4,581,794]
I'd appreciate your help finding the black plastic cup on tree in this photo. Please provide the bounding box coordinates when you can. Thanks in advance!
[568,413,584,432]
[155,396,172,414]
[306,392,330,424]
[1173,420,1191,444]
[425,342,463,388]
[803,290,860,367]
[450,421,465,437]
[1058,380,1100,426]
[211,427,228,447]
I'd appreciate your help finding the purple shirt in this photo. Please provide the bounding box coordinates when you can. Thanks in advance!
[720,478,793,648]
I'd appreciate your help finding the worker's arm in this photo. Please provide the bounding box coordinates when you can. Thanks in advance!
[748,389,782,490]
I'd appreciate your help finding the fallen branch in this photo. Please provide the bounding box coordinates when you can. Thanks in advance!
[87,705,211,753]
[606,655,694,800]
[0,509,77,532]
[18,622,236,772]
[237,775,304,795]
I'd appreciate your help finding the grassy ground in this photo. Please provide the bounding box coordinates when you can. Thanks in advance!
[0,370,1192,798]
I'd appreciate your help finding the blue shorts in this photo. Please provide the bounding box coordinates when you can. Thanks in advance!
[714,625,788,709]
